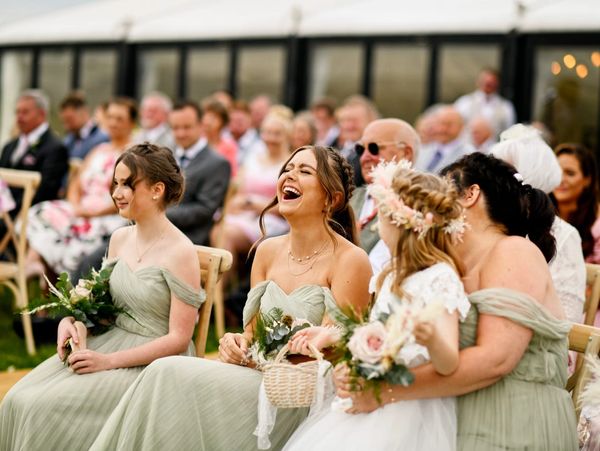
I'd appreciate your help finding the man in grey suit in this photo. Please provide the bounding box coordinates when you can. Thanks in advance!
[350,119,419,271]
[73,100,230,280]
[415,105,474,174]
[133,92,175,151]
[168,100,231,245]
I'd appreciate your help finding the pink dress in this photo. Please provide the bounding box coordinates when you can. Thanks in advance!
[26,144,125,274]
[225,152,288,242]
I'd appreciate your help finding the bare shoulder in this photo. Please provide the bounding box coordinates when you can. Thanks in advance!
[107,225,133,258]
[481,235,549,300]
[253,235,287,263]
[334,237,371,270]
[162,229,200,290]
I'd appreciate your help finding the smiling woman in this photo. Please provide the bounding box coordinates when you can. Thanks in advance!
[551,143,600,262]
[0,143,205,450]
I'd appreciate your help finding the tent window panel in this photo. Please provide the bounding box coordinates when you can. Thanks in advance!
[0,51,32,144]
[438,44,500,104]
[308,44,364,106]
[533,46,600,151]
[187,47,229,103]
[39,49,74,134]
[137,48,179,102]
[237,46,285,102]
[372,43,429,124]
[80,49,117,112]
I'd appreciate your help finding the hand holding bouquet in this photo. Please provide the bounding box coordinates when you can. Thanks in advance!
[23,263,132,364]
[335,301,444,400]
[248,307,313,368]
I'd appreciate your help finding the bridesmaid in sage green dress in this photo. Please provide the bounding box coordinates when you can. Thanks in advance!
[335,152,578,450]
[91,145,373,451]
[0,144,204,451]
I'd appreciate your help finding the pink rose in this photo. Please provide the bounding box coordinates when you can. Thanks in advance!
[348,321,387,365]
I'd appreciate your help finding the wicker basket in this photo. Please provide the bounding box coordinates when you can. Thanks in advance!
[262,343,323,408]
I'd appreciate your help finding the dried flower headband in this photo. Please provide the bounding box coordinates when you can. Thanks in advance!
[367,159,468,240]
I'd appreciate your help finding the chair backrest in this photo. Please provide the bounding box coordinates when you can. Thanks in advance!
[194,245,233,357]
[0,169,41,264]
[567,323,600,416]
[584,263,600,325]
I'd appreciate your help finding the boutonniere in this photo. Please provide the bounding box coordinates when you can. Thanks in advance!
[22,154,37,166]
[28,139,40,152]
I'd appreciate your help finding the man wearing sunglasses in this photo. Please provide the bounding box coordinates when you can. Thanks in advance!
[350,118,419,273]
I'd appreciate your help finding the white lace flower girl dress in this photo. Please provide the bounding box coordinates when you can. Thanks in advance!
[284,262,470,451]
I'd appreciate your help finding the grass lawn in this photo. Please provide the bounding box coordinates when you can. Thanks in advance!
[0,286,228,371]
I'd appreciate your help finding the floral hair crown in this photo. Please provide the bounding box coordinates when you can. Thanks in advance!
[367,159,468,240]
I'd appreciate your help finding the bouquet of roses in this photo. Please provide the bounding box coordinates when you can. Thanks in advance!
[334,301,444,399]
[249,307,313,367]
[23,263,132,363]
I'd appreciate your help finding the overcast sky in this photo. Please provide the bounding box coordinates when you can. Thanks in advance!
[0,0,96,25]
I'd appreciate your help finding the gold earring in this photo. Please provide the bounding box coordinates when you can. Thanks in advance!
[152,196,158,200]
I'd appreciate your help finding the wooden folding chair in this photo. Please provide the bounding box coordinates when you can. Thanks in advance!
[0,168,41,355]
[567,323,600,417]
[583,263,600,325]
[194,245,233,357]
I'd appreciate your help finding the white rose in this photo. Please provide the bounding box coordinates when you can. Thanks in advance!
[70,286,91,304]
[347,321,387,365]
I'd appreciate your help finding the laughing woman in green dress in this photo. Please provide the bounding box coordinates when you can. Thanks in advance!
[90,145,372,451]
[0,144,204,451]
[336,153,578,450]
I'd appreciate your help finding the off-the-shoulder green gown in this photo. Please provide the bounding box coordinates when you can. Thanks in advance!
[91,280,343,451]
[458,288,578,450]
[0,259,204,451]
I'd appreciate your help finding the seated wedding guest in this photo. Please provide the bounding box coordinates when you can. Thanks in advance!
[468,116,495,154]
[60,91,109,160]
[91,145,372,451]
[336,152,578,450]
[415,105,474,174]
[491,124,585,323]
[350,118,419,271]
[202,99,238,177]
[291,111,317,150]
[285,163,470,451]
[211,89,234,112]
[0,90,68,212]
[72,100,230,281]
[311,97,339,147]
[24,97,136,277]
[213,112,291,267]
[0,144,204,450]
[133,92,175,150]
[249,94,273,130]
[335,95,380,187]
[551,143,600,264]
[229,100,264,166]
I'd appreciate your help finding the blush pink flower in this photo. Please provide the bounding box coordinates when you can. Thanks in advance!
[348,321,387,365]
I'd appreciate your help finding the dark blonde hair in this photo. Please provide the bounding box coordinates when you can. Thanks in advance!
[112,143,184,210]
[377,168,464,300]
[255,145,358,248]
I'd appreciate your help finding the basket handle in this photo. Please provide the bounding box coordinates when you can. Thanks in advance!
[274,342,323,363]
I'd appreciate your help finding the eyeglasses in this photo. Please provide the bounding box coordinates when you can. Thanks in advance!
[354,141,407,157]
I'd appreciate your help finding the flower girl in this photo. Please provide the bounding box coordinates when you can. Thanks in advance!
[286,161,470,451]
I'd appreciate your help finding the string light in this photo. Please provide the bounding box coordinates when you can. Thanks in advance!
[591,52,600,68]
[551,61,561,75]
[563,54,576,69]
[576,64,588,79]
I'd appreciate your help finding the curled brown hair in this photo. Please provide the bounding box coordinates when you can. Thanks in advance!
[377,169,465,300]
[255,145,358,249]
[111,142,184,209]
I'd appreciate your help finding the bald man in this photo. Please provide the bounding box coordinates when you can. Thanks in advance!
[415,105,474,174]
[350,119,420,272]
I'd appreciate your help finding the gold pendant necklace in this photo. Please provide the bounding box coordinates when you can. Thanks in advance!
[135,224,168,263]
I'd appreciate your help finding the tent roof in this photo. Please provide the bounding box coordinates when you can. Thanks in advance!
[0,0,596,45]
